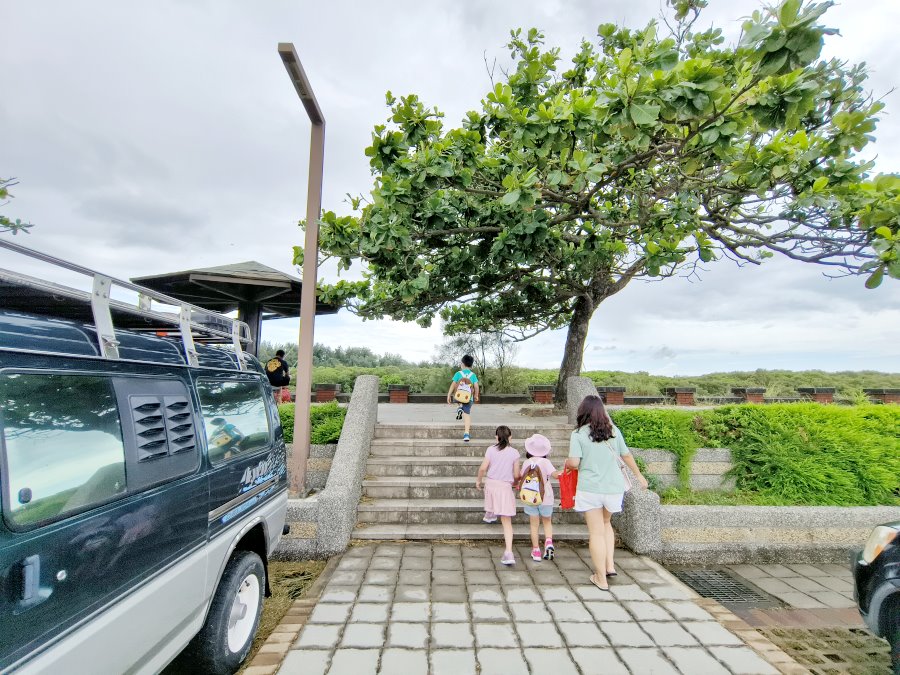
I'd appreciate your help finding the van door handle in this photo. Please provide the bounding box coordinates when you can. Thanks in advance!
[20,555,39,602]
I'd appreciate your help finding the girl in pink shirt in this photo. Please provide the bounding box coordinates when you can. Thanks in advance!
[520,434,561,562]
[476,425,520,565]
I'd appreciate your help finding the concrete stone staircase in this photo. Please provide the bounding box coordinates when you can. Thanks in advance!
[352,422,589,541]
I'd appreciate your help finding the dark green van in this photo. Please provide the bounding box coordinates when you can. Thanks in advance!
[0,242,288,673]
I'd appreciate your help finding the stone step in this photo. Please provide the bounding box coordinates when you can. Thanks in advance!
[352,522,589,541]
[370,443,492,458]
[374,424,571,440]
[367,456,486,477]
[357,498,585,525]
[362,476,560,500]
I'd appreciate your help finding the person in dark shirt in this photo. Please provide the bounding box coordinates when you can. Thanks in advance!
[265,350,291,403]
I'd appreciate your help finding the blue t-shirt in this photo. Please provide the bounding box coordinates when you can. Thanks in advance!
[452,369,479,384]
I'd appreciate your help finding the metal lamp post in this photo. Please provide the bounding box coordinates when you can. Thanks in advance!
[278,42,324,496]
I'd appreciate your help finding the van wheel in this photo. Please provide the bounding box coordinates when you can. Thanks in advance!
[888,604,899,675]
[191,551,265,674]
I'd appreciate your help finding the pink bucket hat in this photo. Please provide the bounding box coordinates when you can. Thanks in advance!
[524,433,552,457]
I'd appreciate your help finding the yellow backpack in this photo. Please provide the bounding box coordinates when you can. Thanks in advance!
[516,462,546,505]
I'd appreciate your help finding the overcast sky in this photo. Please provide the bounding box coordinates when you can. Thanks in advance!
[3,1,898,375]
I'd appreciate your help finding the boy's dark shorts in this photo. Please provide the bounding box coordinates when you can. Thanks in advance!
[458,401,473,414]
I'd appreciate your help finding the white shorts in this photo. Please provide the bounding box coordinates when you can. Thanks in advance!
[574,491,624,513]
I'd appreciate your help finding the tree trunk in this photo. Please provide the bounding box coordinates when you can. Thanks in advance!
[554,297,594,409]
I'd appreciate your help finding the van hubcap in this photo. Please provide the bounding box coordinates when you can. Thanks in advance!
[227,573,260,653]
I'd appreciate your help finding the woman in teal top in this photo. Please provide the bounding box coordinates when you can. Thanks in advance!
[566,395,648,591]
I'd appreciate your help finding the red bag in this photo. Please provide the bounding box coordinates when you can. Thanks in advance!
[558,467,578,510]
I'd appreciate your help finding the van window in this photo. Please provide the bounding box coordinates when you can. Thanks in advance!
[0,373,127,528]
[196,379,270,465]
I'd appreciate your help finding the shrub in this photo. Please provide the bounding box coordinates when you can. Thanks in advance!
[278,401,346,445]
[610,409,703,487]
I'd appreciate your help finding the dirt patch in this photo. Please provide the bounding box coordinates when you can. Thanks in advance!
[760,627,892,675]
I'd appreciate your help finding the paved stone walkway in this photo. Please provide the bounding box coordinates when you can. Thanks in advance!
[277,543,803,675]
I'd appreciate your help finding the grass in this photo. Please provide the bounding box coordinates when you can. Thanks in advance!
[608,404,900,507]
[241,560,326,672]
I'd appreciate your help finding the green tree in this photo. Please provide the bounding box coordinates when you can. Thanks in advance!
[1,178,33,235]
[312,0,899,405]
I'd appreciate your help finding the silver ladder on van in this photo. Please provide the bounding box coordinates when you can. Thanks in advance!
[0,239,252,369]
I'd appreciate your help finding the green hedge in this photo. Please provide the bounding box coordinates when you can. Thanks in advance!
[294,366,899,397]
[278,401,347,445]
[609,404,899,506]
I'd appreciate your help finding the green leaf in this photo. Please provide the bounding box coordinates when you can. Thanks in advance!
[812,176,828,192]
[779,0,802,27]
[864,266,884,289]
[501,190,521,205]
[874,226,893,240]
[629,102,660,126]
[292,246,304,266]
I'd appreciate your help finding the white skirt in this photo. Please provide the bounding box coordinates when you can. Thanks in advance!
[574,490,624,513]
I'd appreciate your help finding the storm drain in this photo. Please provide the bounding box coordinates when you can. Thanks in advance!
[672,569,775,605]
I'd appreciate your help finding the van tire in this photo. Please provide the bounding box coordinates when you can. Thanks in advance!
[189,550,265,674]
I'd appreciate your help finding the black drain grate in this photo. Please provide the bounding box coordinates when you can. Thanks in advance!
[672,569,773,604]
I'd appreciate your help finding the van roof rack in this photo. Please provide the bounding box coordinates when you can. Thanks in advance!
[0,239,252,369]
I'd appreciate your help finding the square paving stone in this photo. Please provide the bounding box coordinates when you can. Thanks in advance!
[615,557,649,570]
[775,591,826,609]
[548,602,594,623]
[639,621,699,647]
[340,623,385,648]
[760,564,799,578]
[623,601,672,621]
[432,602,468,622]
[782,576,829,593]
[569,647,629,674]
[471,587,503,603]
[369,557,401,571]
[387,622,429,648]
[585,601,632,622]
[398,570,430,586]
[337,558,369,571]
[530,571,567,585]
[329,571,365,586]
[328,648,380,674]
[467,568,499,583]
[556,557,591,570]
[431,649,477,675]
[350,603,390,623]
[557,622,609,647]
[432,571,466,585]
[400,557,431,570]
[628,569,669,586]
[682,621,744,646]
[477,648,529,675]
[751,577,797,594]
[663,647,730,674]
[474,623,518,648]
[661,600,714,621]
[431,585,468,603]
[295,624,342,650]
[600,621,653,647]
[391,602,430,622]
[375,545,404,557]
[378,648,428,674]
[319,588,358,604]
[280,649,330,675]
[504,586,541,603]
[433,557,463,571]
[709,646,780,674]
[616,647,680,674]
[523,648,581,675]
[786,563,826,577]
[471,602,511,622]
[808,590,856,608]
[364,570,398,586]
[647,585,692,600]
[395,586,429,602]
[402,545,432,557]
[431,622,474,648]
[308,603,351,624]
[497,571,531,585]
[609,584,653,602]
[573,584,617,601]
[509,603,554,623]
[729,564,769,579]
[515,622,564,648]
[357,585,393,603]
[540,586,579,602]
[463,558,494,571]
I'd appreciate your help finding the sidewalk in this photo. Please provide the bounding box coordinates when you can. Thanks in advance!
[268,543,805,675]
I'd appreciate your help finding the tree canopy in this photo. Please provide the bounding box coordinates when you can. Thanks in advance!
[310,0,899,403]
